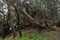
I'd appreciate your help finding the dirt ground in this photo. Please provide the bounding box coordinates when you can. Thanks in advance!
[57,27,60,40]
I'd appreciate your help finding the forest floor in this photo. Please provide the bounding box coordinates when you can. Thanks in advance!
[0,26,59,40]
[57,27,60,40]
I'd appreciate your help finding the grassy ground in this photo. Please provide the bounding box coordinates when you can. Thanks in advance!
[0,31,47,40]
[0,29,58,40]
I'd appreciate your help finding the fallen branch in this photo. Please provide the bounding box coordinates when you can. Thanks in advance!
[22,9,44,27]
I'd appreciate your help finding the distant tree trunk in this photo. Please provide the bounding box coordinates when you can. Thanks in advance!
[14,5,22,36]
[8,8,16,38]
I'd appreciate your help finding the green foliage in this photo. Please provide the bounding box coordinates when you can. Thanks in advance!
[0,37,3,40]
[51,26,57,31]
